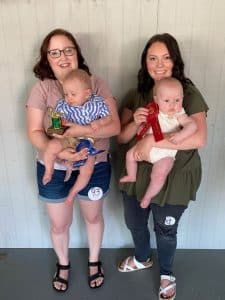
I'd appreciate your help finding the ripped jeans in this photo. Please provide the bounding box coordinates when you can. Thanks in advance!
[122,192,187,275]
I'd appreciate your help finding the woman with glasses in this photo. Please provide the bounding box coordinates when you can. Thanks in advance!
[26,28,120,292]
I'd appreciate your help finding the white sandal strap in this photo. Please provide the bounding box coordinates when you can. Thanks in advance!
[160,275,176,282]
[118,255,152,272]
[133,256,147,269]
[159,283,176,294]
[123,257,134,271]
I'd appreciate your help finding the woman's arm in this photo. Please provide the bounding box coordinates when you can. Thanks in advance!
[61,76,120,139]
[157,112,207,149]
[169,112,197,144]
[133,111,207,160]
[58,96,120,139]
[90,115,112,131]
[27,107,49,152]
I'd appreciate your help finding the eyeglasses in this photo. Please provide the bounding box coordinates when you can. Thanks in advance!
[47,47,76,58]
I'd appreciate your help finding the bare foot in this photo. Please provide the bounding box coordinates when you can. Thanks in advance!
[140,197,151,208]
[120,175,136,183]
[65,190,77,205]
[65,196,74,205]
[65,198,74,205]
[42,174,52,185]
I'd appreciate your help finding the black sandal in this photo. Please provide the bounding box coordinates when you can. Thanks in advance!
[88,261,104,289]
[52,262,70,292]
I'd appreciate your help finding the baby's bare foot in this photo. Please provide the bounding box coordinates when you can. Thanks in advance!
[120,175,136,183]
[140,197,151,209]
[42,174,52,185]
[65,198,74,205]
[65,191,77,205]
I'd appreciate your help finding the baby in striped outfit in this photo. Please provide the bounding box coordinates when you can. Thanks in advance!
[42,69,111,203]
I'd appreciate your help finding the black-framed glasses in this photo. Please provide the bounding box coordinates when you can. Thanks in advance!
[47,47,76,58]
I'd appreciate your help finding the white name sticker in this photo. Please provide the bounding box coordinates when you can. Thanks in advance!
[88,187,103,201]
[164,216,176,226]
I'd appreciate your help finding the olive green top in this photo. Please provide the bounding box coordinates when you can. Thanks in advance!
[118,84,209,206]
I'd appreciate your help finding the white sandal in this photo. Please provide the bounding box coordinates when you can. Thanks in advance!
[118,256,153,272]
[159,275,176,300]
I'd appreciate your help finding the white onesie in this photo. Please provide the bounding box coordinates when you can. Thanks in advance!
[147,108,185,163]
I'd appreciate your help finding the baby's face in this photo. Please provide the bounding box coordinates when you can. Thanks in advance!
[155,86,183,116]
[63,78,90,106]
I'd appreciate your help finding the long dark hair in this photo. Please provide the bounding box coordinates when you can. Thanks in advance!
[138,33,192,95]
[33,28,90,80]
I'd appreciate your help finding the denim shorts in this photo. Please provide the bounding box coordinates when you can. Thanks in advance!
[37,161,111,203]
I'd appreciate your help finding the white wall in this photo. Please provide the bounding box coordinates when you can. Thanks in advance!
[0,0,225,249]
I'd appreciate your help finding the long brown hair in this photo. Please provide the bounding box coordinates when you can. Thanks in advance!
[138,33,192,95]
[33,28,90,80]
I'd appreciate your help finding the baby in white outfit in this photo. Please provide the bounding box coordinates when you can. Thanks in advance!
[120,77,197,208]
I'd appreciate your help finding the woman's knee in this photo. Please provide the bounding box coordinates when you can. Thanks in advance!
[154,220,178,239]
[50,221,71,234]
[83,212,103,225]
[152,204,186,239]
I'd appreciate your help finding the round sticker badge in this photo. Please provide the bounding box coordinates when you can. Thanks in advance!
[164,216,176,226]
[88,187,103,201]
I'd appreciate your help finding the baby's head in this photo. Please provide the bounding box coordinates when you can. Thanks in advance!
[154,78,183,116]
[63,69,92,106]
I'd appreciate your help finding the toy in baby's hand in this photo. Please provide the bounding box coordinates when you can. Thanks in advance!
[136,102,164,142]
[46,107,68,136]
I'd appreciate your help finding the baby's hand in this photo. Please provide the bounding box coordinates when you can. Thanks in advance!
[168,132,183,144]
[57,147,88,162]
[61,118,73,127]
[169,134,178,144]
[90,121,98,131]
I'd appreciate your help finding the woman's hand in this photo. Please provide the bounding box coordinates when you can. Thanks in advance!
[133,134,154,161]
[57,147,88,162]
[133,107,149,126]
[117,107,149,144]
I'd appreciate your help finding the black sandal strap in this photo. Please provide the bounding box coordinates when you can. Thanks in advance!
[56,262,71,270]
[89,271,104,280]
[88,261,102,267]
[53,275,68,285]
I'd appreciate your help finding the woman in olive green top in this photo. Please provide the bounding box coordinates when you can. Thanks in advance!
[117,33,208,300]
